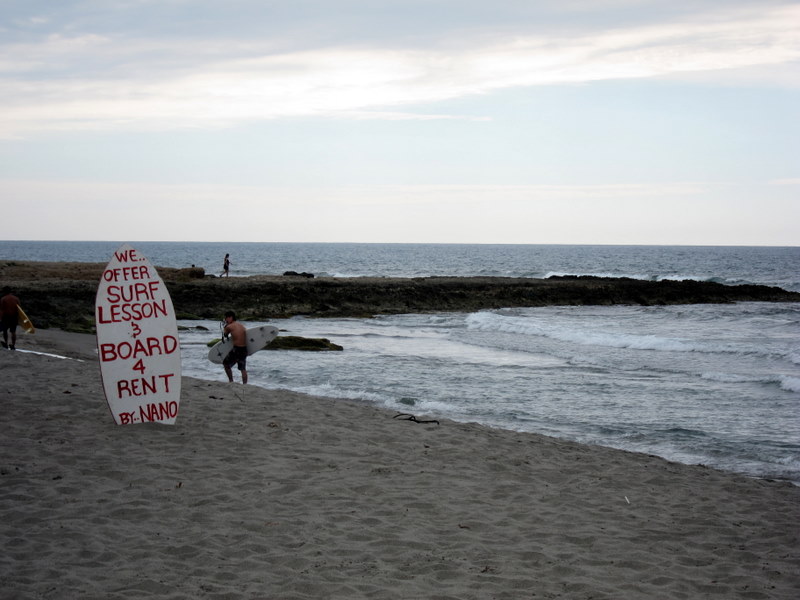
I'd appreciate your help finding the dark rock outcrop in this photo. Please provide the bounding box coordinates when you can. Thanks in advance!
[205,335,343,351]
[266,336,343,351]
[2,260,798,332]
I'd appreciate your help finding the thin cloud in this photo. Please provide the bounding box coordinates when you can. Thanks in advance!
[0,4,798,137]
[3,178,793,244]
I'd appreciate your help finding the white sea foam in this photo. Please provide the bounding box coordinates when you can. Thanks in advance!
[265,381,390,405]
[543,271,767,288]
[701,372,768,384]
[780,376,800,393]
[464,310,788,359]
[544,271,654,280]
[701,372,800,394]
[467,311,701,353]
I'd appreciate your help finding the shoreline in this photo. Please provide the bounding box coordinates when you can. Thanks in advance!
[3,259,799,331]
[1,333,799,598]
[18,328,800,483]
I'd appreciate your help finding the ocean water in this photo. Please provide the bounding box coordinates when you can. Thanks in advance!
[3,241,799,482]
[2,241,799,291]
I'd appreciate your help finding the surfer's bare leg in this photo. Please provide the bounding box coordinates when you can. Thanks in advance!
[241,368,248,384]
[224,364,234,383]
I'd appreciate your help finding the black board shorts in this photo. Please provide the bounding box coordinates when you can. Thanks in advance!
[223,345,248,370]
[0,314,18,333]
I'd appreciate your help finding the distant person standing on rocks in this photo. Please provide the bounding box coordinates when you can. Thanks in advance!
[0,287,21,350]
[222,311,248,384]
[221,253,231,277]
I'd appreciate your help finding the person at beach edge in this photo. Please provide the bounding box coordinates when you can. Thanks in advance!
[1,287,21,350]
[221,253,230,277]
[222,311,248,384]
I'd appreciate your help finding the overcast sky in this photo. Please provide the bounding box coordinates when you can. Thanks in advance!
[1,0,798,245]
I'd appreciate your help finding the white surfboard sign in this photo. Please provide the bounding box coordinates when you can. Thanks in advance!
[95,244,182,425]
[208,325,279,364]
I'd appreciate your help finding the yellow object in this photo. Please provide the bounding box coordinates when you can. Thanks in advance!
[17,305,35,334]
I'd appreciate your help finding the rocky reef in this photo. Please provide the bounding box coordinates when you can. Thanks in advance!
[2,260,798,332]
[205,335,343,352]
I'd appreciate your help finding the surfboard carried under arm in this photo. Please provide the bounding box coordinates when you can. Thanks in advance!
[208,325,279,364]
[17,306,34,333]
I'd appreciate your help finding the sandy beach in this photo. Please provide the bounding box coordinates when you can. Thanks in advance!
[1,331,798,599]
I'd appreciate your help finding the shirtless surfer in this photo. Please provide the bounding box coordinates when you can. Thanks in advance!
[222,311,248,384]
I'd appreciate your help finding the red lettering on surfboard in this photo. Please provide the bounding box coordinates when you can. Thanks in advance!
[104,281,161,303]
[99,335,179,362]
[113,248,145,263]
[102,265,151,282]
[118,411,137,425]
[139,400,179,423]
[116,373,175,399]
[115,401,179,424]
[96,299,169,323]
